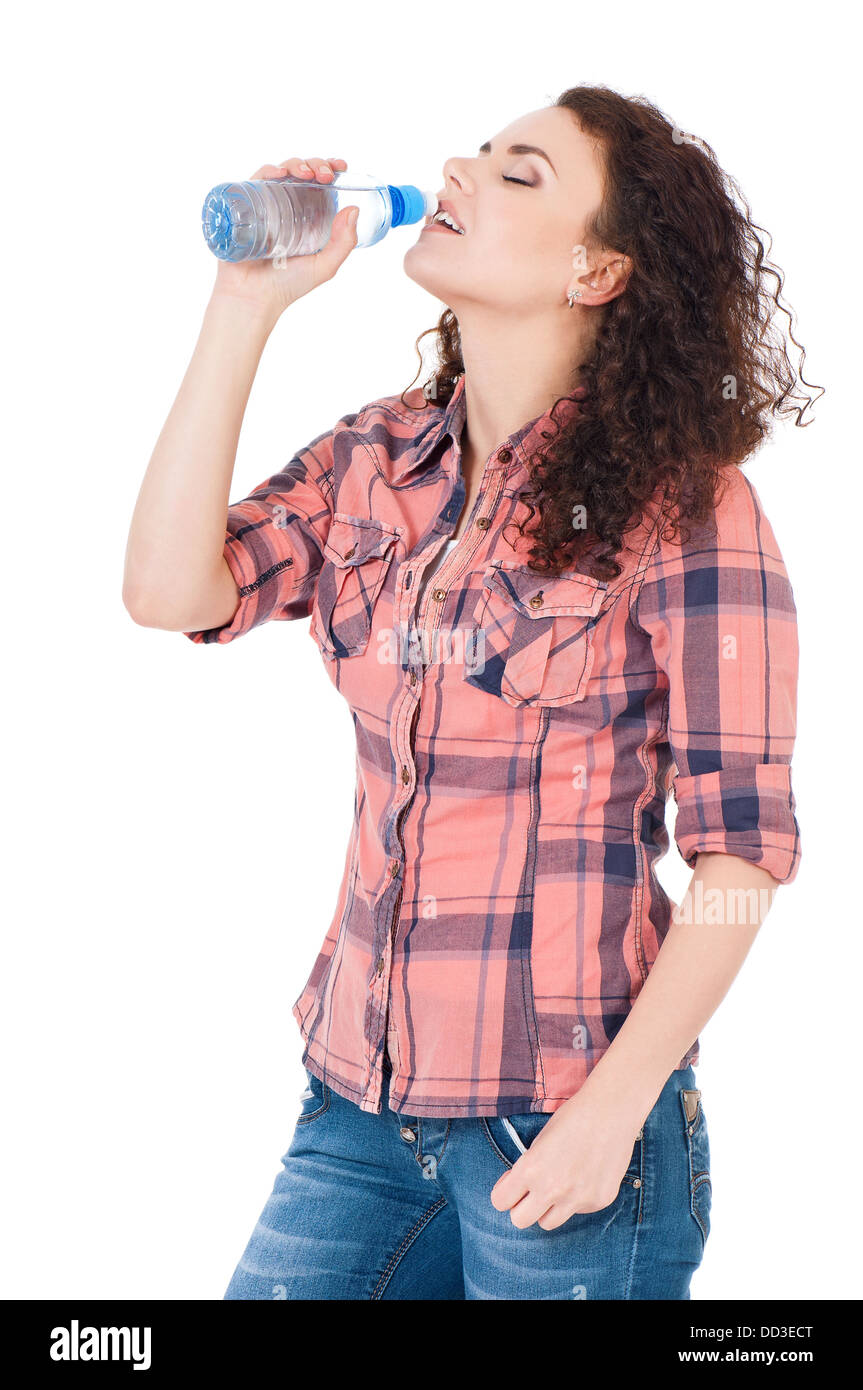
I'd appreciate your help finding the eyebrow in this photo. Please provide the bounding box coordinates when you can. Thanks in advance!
[478,139,557,175]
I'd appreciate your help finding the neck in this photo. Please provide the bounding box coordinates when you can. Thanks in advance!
[455,306,595,474]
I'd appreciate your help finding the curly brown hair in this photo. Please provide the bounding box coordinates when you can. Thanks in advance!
[401,84,824,580]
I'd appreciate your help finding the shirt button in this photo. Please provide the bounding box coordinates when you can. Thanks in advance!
[399,1126,417,1143]
[410,670,417,686]
[344,545,356,559]
[476,517,491,530]
[376,957,384,975]
[389,860,400,877]
[432,588,447,602]
[529,593,544,608]
[401,766,410,784]
[497,448,512,464]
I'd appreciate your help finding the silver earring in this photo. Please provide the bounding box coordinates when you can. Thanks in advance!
[567,289,582,308]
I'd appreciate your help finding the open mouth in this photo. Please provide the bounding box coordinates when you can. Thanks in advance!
[427,209,466,235]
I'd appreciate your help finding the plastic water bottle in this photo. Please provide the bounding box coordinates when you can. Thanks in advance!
[201,170,436,262]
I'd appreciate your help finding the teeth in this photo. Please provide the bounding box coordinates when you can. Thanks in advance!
[433,209,465,234]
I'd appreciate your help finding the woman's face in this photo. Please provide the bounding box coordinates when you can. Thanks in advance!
[403,105,606,315]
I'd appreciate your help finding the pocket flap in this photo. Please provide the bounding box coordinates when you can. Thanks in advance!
[484,562,608,618]
[323,513,400,567]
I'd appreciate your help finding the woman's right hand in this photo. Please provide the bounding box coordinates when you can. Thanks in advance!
[210,156,359,320]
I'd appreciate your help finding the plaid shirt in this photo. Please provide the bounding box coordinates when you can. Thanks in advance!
[184,373,802,1117]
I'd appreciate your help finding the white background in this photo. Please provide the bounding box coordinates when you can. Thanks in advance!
[3,0,857,1301]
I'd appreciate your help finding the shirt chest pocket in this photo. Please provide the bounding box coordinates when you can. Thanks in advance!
[311,513,400,660]
[464,562,609,708]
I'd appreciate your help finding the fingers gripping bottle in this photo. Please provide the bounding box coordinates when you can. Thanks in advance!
[202,171,436,262]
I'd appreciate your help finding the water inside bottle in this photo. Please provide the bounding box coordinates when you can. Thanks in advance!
[202,177,338,261]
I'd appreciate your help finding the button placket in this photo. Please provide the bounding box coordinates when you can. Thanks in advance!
[370,683,420,1077]
[414,455,508,666]
[370,442,515,1096]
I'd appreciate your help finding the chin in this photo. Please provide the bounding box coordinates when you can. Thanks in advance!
[402,245,453,302]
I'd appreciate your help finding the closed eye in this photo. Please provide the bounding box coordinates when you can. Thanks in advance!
[503,175,532,186]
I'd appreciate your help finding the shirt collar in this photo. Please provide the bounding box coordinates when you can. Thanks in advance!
[391,372,586,484]
[390,375,468,483]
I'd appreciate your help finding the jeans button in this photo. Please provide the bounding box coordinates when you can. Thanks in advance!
[399,1126,416,1143]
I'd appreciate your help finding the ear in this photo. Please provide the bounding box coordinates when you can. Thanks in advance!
[567,249,631,307]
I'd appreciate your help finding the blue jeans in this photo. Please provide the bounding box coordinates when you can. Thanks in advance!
[224,1060,712,1300]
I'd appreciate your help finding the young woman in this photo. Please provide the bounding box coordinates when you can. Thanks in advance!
[123,85,817,1300]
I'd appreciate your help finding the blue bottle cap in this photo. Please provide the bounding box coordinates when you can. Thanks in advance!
[387,184,435,228]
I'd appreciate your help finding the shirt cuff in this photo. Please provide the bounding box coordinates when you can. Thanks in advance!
[672,763,802,885]
[183,528,291,645]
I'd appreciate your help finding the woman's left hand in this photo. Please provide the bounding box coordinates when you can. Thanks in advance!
[489,1085,644,1230]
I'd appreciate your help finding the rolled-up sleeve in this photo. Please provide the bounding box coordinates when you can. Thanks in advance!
[633,468,802,884]
[183,412,352,645]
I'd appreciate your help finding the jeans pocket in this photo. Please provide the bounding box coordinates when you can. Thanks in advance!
[482,1107,645,1226]
[482,1111,552,1169]
[295,1067,331,1126]
[680,1087,712,1247]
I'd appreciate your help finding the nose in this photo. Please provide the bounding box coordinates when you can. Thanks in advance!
[440,155,471,197]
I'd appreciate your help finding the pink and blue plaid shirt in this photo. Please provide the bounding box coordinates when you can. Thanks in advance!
[185,373,802,1117]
